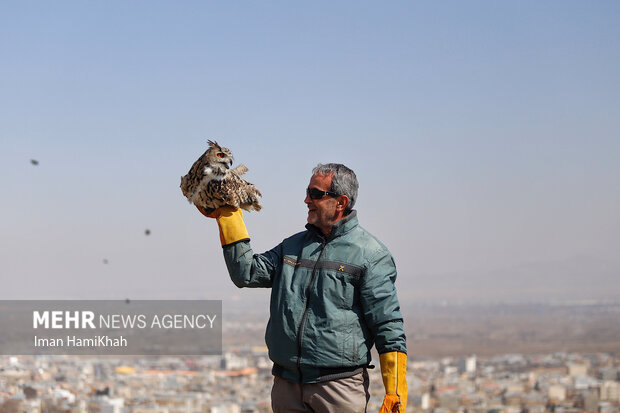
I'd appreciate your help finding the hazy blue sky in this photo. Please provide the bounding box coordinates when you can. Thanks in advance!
[1,1,619,304]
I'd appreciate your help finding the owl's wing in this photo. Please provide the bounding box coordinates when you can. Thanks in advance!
[180,155,207,200]
[231,165,248,175]
[221,171,262,211]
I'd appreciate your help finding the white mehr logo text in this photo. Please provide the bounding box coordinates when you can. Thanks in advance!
[33,311,96,329]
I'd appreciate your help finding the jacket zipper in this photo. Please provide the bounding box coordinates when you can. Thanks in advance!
[296,238,327,383]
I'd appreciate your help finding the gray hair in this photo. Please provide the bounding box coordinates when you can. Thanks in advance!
[312,163,358,214]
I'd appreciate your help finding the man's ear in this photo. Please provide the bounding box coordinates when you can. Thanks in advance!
[336,195,350,212]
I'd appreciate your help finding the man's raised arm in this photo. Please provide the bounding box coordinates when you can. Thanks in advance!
[197,206,279,288]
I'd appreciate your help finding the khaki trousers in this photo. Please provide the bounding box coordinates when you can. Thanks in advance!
[271,371,370,413]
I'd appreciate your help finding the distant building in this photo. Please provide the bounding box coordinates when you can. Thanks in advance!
[601,368,619,381]
[548,384,567,402]
[421,392,431,410]
[98,397,125,413]
[466,355,477,374]
[574,375,598,390]
[568,363,588,377]
[601,381,620,402]
[221,353,248,370]
[583,391,599,413]
[208,405,241,413]
[504,391,523,406]
[443,366,458,376]
[599,401,618,413]
[504,406,522,413]
[53,388,75,404]
[456,355,476,375]
[437,389,459,410]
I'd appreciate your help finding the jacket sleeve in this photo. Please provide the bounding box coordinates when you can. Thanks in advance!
[360,250,407,354]
[222,240,281,288]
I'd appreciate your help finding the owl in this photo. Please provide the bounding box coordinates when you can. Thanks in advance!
[180,140,262,214]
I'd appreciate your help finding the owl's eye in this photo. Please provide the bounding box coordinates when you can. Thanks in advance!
[217,153,225,158]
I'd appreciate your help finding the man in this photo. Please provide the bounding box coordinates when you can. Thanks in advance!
[198,163,407,412]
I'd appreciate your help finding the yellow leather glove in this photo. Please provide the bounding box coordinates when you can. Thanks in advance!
[379,351,408,413]
[196,206,249,246]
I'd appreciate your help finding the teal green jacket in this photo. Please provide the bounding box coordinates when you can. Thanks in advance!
[222,211,407,383]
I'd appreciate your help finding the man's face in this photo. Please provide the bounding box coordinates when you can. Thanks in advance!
[304,173,340,236]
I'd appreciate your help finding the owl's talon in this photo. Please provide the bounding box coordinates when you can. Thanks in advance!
[196,206,216,218]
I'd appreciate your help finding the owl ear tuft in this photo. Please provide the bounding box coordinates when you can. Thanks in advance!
[207,140,221,149]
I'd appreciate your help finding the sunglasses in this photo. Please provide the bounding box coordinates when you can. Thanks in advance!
[306,187,339,200]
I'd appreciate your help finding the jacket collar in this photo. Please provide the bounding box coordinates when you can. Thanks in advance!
[306,210,358,241]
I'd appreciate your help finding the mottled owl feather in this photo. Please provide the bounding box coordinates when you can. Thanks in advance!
[180,140,262,213]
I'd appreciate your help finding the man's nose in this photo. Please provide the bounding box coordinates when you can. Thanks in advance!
[304,193,312,204]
